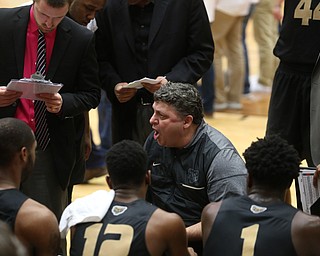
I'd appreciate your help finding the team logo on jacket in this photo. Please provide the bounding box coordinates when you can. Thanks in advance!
[250,204,267,214]
[111,205,128,216]
[187,168,200,184]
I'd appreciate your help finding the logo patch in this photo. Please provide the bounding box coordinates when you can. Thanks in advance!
[111,205,128,216]
[250,204,267,214]
[186,168,200,184]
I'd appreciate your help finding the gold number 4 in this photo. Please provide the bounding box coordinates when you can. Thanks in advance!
[83,223,134,255]
[240,224,259,256]
[294,0,320,25]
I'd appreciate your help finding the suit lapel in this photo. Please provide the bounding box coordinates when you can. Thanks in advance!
[46,19,72,80]
[148,0,169,47]
[113,0,135,54]
[13,6,30,78]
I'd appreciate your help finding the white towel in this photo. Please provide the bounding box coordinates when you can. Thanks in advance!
[59,189,115,238]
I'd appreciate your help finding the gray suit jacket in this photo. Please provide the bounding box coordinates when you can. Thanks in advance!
[311,57,320,165]
[0,5,101,189]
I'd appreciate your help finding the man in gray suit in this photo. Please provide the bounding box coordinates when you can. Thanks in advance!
[311,57,320,185]
[311,58,320,166]
[0,0,101,226]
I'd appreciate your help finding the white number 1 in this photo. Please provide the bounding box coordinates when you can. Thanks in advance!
[240,224,259,256]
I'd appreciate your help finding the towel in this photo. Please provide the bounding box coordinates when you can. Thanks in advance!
[59,189,115,238]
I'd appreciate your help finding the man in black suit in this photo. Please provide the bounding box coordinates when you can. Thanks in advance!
[95,0,214,145]
[66,0,107,204]
[0,0,101,226]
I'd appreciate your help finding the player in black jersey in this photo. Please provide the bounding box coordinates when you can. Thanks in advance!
[267,0,320,207]
[0,118,60,256]
[202,135,320,256]
[70,140,196,256]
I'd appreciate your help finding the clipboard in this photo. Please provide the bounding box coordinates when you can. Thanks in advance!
[7,72,63,101]
[297,167,320,216]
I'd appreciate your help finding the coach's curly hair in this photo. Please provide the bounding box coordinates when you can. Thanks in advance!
[154,82,204,125]
[243,135,301,189]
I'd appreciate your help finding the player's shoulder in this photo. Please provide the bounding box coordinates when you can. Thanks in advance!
[202,201,222,218]
[291,211,320,254]
[201,201,223,236]
[154,208,183,221]
[148,208,185,233]
[146,208,187,254]
[17,198,58,228]
[293,210,320,232]
[15,199,60,253]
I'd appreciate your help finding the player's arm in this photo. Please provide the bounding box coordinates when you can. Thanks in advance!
[201,201,222,246]
[186,222,201,241]
[291,211,320,255]
[146,209,196,256]
[15,199,60,256]
[273,0,284,21]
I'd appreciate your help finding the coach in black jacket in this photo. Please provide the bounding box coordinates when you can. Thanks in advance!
[95,0,214,145]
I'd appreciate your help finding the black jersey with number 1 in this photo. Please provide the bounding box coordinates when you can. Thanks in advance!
[203,196,299,256]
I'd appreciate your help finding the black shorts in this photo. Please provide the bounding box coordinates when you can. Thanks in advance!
[266,62,313,164]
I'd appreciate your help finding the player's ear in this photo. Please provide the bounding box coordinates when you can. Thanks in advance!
[146,170,151,185]
[106,175,113,189]
[20,146,28,163]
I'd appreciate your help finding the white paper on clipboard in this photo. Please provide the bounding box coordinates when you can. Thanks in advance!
[297,167,320,214]
[7,78,63,101]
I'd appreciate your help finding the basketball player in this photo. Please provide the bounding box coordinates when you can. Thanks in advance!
[202,135,320,255]
[69,140,196,256]
[0,118,60,255]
